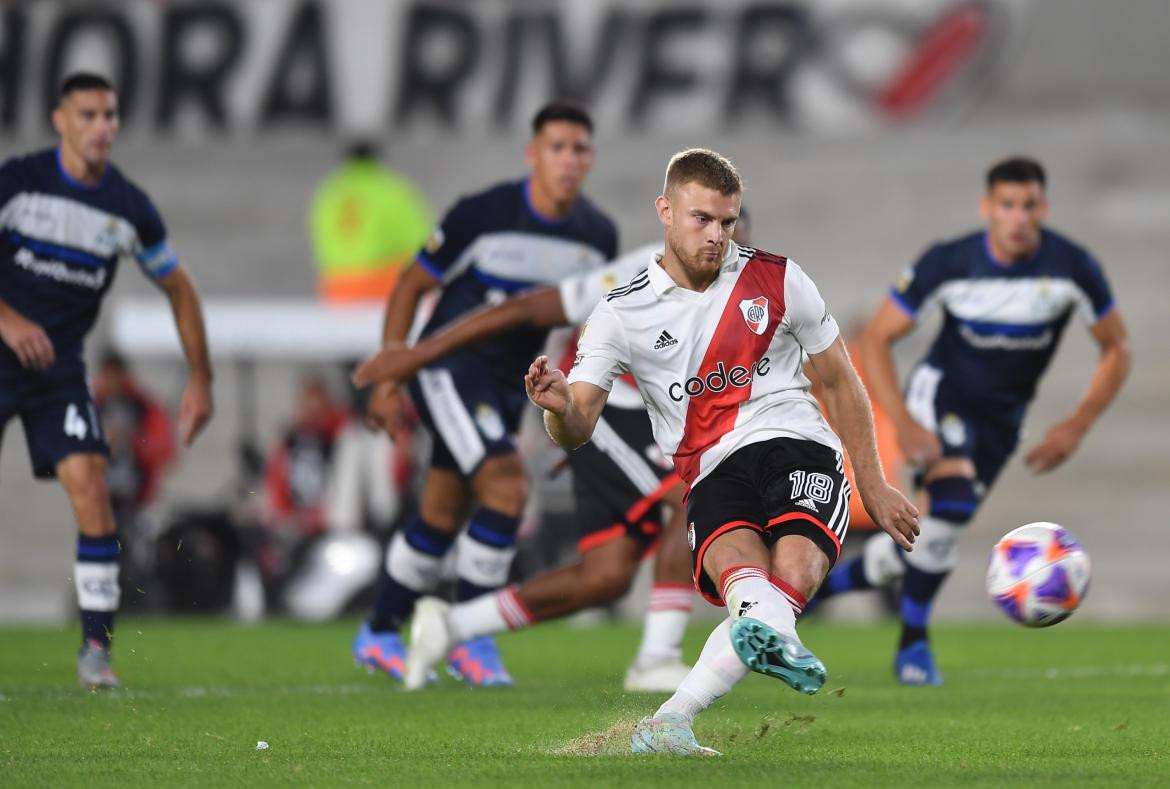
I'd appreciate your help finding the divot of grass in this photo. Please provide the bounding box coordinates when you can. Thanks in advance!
[549,717,640,757]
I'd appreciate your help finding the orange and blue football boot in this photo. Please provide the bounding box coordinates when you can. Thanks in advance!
[447,636,513,687]
[352,622,408,680]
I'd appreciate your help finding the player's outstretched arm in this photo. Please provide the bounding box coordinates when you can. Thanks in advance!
[809,337,919,550]
[154,266,214,446]
[525,355,606,450]
[352,286,568,388]
[1025,309,1131,473]
[860,297,941,466]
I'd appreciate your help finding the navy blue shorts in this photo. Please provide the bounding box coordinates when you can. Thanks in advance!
[904,363,1027,489]
[0,363,108,478]
[407,365,527,477]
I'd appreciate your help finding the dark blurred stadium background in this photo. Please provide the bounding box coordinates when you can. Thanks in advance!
[1,0,1167,622]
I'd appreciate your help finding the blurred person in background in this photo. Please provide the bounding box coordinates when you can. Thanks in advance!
[262,375,350,543]
[353,102,617,686]
[0,73,213,687]
[309,140,432,303]
[94,349,176,525]
[814,157,1130,685]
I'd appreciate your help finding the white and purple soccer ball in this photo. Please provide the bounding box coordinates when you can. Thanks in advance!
[986,522,1091,628]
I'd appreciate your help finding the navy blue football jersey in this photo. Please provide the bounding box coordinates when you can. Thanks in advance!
[0,149,178,371]
[415,179,617,386]
[891,229,1114,403]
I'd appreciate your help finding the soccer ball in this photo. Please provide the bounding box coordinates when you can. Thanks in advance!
[986,522,1091,627]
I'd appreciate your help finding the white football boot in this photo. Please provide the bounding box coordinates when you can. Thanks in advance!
[631,713,720,756]
[404,597,454,690]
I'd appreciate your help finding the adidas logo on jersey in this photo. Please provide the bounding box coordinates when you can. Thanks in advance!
[795,497,818,510]
[653,330,678,350]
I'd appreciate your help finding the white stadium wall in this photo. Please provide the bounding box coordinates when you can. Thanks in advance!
[1,0,1167,621]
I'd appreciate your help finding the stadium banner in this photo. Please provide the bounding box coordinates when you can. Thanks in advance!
[0,0,1028,138]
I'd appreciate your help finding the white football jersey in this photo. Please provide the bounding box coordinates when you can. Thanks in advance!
[557,243,661,410]
[568,241,842,489]
[558,243,661,324]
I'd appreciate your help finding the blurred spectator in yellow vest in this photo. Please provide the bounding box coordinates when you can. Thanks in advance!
[309,141,432,303]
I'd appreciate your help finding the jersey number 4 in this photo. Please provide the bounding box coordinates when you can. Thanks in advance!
[64,403,99,441]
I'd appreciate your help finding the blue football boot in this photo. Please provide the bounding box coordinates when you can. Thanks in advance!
[895,640,943,686]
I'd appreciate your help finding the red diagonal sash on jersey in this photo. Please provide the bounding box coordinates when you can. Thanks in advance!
[673,252,787,489]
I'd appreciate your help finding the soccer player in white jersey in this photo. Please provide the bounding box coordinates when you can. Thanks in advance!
[525,149,920,755]
[353,214,750,692]
[0,74,213,687]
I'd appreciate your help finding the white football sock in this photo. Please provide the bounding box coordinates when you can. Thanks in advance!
[654,618,747,721]
[719,565,798,639]
[448,585,532,642]
[634,584,694,664]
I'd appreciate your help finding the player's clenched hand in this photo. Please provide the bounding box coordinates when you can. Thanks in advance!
[351,344,417,388]
[862,482,920,551]
[178,375,214,446]
[1024,419,1083,474]
[525,355,570,415]
[896,419,942,467]
[366,380,405,434]
[0,307,55,370]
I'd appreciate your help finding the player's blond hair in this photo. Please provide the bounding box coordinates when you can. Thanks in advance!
[663,148,742,197]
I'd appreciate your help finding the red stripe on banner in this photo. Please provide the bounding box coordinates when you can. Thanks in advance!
[673,254,787,489]
[875,3,988,119]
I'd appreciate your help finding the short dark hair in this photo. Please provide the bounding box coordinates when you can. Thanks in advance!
[532,101,593,135]
[987,156,1046,190]
[663,148,742,197]
[60,72,115,99]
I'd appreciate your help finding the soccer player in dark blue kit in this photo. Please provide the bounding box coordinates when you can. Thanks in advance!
[353,103,617,685]
[816,157,1130,684]
[0,73,214,688]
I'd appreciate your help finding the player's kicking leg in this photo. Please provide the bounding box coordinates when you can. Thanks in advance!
[58,453,122,689]
[633,440,847,755]
[632,530,829,755]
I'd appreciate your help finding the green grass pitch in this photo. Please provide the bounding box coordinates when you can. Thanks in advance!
[1,618,1167,787]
